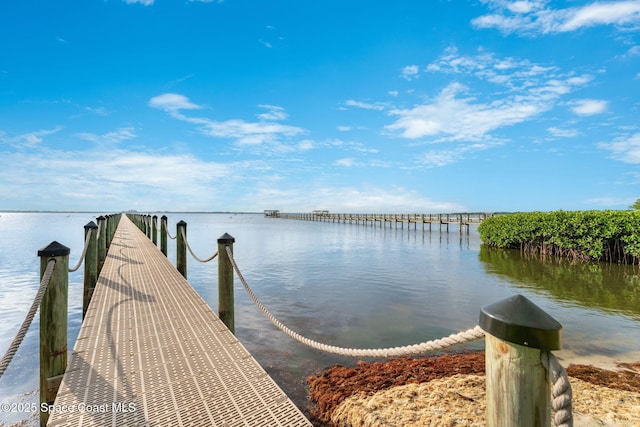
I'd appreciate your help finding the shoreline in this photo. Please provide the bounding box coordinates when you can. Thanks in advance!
[306,351,640,427]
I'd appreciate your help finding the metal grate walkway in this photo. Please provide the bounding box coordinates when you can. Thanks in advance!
[47,215,312,426]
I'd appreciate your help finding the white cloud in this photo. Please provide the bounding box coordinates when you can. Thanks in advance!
[385,82,545,140]
[415,141,502,168]
[246,184,465,213]
[385,50,592,143]
[344,99,387,111]
[570,99,608,115]
[388,91,399,97]
[337,126,352,131]
[0,148,238,211]
[548,127,580,138]
[149,94,306,152]
[149,93,202,112]
[0,126,63,148]
[76,127,136,145]
[257,104,288,121]
[123,0,154,5]
[335,158,357,167]
[599,133,640,163]
[473,0,640,35]
[401,65,420,80]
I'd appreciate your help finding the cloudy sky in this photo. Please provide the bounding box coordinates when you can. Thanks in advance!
[1,0,639,212]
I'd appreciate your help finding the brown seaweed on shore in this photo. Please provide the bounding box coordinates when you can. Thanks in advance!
[307,352,485,425]
[306,352,640,426]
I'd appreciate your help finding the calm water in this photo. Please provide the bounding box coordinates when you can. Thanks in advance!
[1,212,639,425]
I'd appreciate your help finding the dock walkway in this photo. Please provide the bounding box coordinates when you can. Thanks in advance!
[47,215,311,426]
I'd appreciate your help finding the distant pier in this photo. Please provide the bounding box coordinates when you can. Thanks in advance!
[269,212,493,232]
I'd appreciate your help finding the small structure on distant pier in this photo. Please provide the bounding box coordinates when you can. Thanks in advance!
[264,209,280,217]
[312,210,329,217]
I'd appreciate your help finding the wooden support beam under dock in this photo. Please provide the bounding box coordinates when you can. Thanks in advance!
[47,215,311,426]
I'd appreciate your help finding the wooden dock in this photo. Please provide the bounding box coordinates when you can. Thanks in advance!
[47,215,312,426]
[272,212,493,231]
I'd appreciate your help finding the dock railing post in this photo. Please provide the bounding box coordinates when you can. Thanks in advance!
[152,215,158,246]
[160,215,168,256]
[218,233,235,334]
[176,220,187,278]
[83,221,98,320]
[479,294,562,427]
[97,216,106,274]
[38,242,70,427]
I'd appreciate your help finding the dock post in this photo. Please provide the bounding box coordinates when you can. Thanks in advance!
[218,233,235,334]
[83,221,98,319]
[152,215,158,246]
[38,242,69,427]
[479,294,562,427]
[176,220,187,279]
[160,215,168,256]
[97,216,106,274]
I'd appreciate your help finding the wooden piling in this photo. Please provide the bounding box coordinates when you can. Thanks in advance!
[83,221,98,320]
[38,242,69,427]
[479,294,562,427]
[152,215,158,245]
[176,220,187,279]
[160,215,168,256]
[218,233,235,334]
[97,216,106,274]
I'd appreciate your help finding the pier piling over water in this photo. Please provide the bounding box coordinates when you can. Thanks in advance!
[270,211,493,233]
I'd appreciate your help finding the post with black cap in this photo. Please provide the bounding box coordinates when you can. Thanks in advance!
[218,233,235,334]
[97,216,106,274]
[160,215,168,256]
[152,215,158,246]
[38,241,70,427]
[479,294,562,427]
[83,221,98,319]
[176,220,187,278]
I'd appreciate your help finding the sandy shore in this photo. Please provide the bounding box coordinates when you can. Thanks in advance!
[307,352,640,427]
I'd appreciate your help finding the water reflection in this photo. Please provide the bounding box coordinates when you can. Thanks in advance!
[479,245,640,319]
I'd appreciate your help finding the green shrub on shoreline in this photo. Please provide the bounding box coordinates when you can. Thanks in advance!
[478,210,640,264]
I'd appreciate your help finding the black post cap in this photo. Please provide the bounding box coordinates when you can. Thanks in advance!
[38,241,71,257]
[177,220,187,226]
[84,221,98,229]
[218,233,235,244]
[479,294,562,351]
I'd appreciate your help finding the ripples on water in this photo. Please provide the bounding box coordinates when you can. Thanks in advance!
[1,212,639,424]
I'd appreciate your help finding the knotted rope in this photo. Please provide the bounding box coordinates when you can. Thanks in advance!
[0,259,56,379]
[180,228,218,263]
[224,246,484,357]
[68,228,94,273]
[541,351,573,427]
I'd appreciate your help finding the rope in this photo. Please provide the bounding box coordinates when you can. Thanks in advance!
[167,227,176,240]
[0,259,56,379]
[224,246,484,357]
[68,228,94,272]
[542,351,573,427]
[180,228,218,263]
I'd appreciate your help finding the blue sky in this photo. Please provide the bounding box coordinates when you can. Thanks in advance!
[1,0,639,213]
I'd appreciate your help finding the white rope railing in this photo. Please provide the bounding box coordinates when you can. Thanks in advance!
[0,259,56,379]
[224,245,484,357]
[68,228,94,273]
[180,228,218,263]
[542,351,573,427]
[167,228,176,240]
